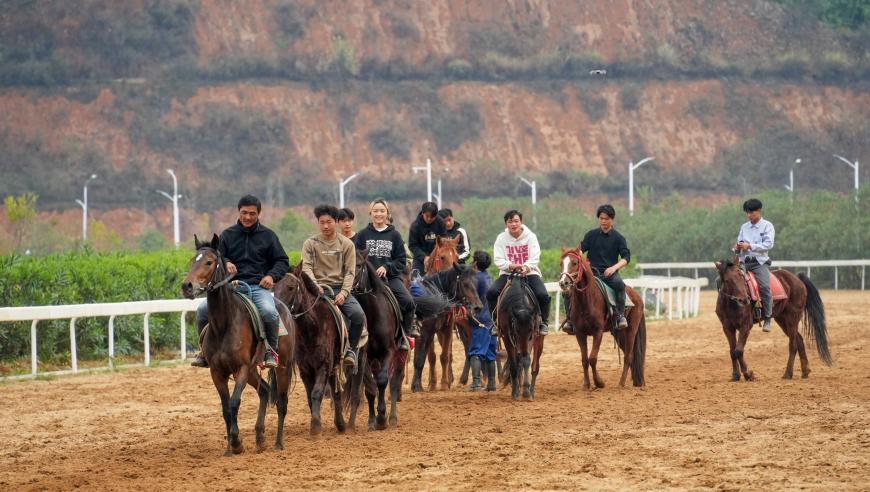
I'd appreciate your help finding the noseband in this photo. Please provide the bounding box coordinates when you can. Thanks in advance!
[718,267,752,306]
[193,247,236,296]
[560,252,589,292]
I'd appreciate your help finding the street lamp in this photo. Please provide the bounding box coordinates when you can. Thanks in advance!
[74,174,98,242]
[431,167,450,210]
[412,158,433,203]
[628,157,654,216]
[785,158,799,193]
[156,169,182,248]
[833,154,860,203]
[519,176,537,231]
[338,172,363,208]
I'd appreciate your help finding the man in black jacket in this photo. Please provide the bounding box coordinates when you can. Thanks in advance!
[192,195,290,368]
[408,201,445,277]
[437,208,471,264]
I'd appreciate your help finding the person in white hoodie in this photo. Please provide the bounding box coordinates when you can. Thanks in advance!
[486,209,551,336]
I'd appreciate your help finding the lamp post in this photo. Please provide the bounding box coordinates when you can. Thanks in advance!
[628,157,654,216]
[412,158,433,202]
[431,167,450,210]
[74,174,97,242]
[785,158,799,193]
[338,172,363,208]
[833,154,860,203]
[519,176,537,231]
[156,169,181,248]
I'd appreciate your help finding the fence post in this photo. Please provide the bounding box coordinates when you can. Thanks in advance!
[834,266,838,290]
[31,320,38,376]
[109,315,116,371]
[553,294,560,332]
[180,311,187,360]
[143,313,150,367]
[69,317,78,373]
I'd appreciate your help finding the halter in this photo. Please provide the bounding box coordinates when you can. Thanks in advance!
[284,275,323,320]
[560,251,590,292]
[193,247,236,296]
[718,266,752,306]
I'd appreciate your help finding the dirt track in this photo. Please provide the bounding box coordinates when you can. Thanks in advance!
[1,291,868,491]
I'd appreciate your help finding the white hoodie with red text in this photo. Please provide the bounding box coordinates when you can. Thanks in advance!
[493,226,542,277]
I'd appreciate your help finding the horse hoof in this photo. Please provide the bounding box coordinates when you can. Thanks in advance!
[802,368,811,379]
[745,371,755,381]
[274,443,284,451]
[256,443,266,454]
[730,374,740,382]
[224,449,233,457]
[782,373,793,380]
[594,380,605,389]
[389,416,398,428]
[232,443,245,455]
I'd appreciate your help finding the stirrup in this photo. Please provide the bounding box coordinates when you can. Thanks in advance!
[190,353,208,368]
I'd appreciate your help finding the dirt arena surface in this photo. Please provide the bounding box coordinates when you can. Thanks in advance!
[1,290,868,491]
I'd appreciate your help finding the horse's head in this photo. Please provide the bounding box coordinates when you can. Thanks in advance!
[352,248,372,293]
[426,235,460,274]
[181,234,225,299]
[274,262,320,315]
[715,256,750,302]
[559,246,591,292]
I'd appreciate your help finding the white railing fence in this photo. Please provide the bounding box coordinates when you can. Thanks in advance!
[0,299,202,381]
[637,259,869,290]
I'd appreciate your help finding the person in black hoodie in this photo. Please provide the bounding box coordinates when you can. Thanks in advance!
[354,198,419,340]
[192,195,290,368]
[408,201,446,277]
[437,208,471,264]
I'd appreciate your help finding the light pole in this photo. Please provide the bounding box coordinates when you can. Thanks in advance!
[412,158,433,203]
[156,169,181,248]
[338,172,363,208]
[833,154,860,203]
[431,167,450,210]
[519,176,537,231]
[785,158,799,193]
[74,174,97,242]
[628,156,654,216]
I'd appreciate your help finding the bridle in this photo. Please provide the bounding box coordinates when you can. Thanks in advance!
[718,266,752,306]
[283,274,323,320]
[559,251,590,292]
[192,247,236,296]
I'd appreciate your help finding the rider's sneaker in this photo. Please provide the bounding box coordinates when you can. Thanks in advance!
[190,352,208,368]
[343,348,358,371]
[616,315,628,330]
[407,322,420,338]
[562,320,575,335]
[539,322,549,336]
[762,318,772,332]
[398,336,410,352]
[263,351,279,369]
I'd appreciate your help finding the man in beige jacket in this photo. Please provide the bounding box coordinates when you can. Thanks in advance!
[301,204,365,370]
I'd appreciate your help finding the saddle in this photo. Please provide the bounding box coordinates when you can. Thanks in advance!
[199,291,290,346]
[743,271,788,303]
[495,278,541,327]
[592,277,635,314]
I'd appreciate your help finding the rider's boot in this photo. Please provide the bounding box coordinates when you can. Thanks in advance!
[762,317,772,332]
[615,291,628,330]
[538,295,551,336]
[191,318,209,367]
[403,310,419,339]
[397,316,411,352]
[468,356,482,392]
[263,319,280,368]
[485,360,497,391]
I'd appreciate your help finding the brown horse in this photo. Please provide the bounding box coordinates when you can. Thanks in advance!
[495,271,546,400]
[410,263,483,392]
[181,234,296,455]
[714,257,832,381]
[559,247,646,389]
[273,263,348,437]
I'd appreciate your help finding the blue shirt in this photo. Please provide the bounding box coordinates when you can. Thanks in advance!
[475,271,493,328]
[737,218,775,264]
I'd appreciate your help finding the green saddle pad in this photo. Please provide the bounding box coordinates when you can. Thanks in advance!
[233,291,289,338]
[593,277,635,312]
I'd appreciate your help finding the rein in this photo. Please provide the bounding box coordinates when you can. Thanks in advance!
[561,252,590,293]
[718,265,752,306]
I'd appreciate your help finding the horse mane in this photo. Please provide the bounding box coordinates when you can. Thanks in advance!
[501,276,534,322]
[363,256,389,295]
[293,261,322,297]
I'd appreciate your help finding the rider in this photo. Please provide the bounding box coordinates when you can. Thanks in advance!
[437,208,471,264]
[301,204,366,371]
[191,194,289,368]
[735,198,776,332]
[486,209,551,336]
[578,204,631,330]
[354,198,419,346]
[408,201,446,278]
[338,207,356,241]
[468,250,498,392]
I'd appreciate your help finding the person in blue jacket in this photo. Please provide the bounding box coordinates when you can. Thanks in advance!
[467,250,498,392]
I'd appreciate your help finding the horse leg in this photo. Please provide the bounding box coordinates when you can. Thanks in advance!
[347,361,365,433]
[331,374,347,434]
[783,331,797,380]
[578,335,591,390]
[389,362,403,427]
[427,340,437,391]
[530,336,543,399]
[309,369,327,437]
[274,369,290,450]
[736,327,754,381]
[723,327,740,382]
[227,367,249,454]
[795,331,811,379]
[521,353,532,400]
[254,379,269,453]
[411,334,427,392]
[589,331,605,389]
[440,330,452,390]
[618,327,636,388]
[375,363,389,430]
[210,371,235,456]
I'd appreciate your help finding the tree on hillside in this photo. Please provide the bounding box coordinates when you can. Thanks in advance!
[3,192,38,251]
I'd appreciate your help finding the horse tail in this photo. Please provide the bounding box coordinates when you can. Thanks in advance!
[341,352,366,414]
[630,315,647,387]
[267,368,279,406]
[414,292,451,319]
[798,273,832,366]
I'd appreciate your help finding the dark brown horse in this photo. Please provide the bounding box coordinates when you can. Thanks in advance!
[273,263,348,437]
[559,247,646,389]
[181,234,296,455]
[411,263,483,392]
[714,257,832,381]
[495,271,545,400]
[350,249,449,429]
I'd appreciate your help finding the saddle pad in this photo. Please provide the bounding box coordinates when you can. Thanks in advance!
[593,277,635,310]
[233,291,265,340]
[381,282,405,339]
[746,272,788,301]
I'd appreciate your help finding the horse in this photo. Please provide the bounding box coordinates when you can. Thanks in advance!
[349,248,449,429]
[273,263,348,437]
[411,263,484,392]
[494,270,546,400]
[714,256,832,381]
[559,247,646,389]
[181,234,296,455]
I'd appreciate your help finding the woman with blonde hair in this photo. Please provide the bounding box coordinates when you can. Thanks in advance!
[354,199,419,341]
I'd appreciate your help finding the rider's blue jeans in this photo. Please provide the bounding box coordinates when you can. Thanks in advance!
[196,283,279,329]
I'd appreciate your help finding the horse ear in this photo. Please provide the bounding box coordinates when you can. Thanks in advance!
[560,246,568,253]
[435,236,443,247]
[210,233,220,250]
[194,234,202,249]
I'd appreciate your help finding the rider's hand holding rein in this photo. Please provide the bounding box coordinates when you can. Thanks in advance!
[259,275,274,289]
[376,266,388,278]
[225,261,238,274]
[334,292,347,306]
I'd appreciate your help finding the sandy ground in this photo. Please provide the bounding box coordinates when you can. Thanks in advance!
[1,290,868,491]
